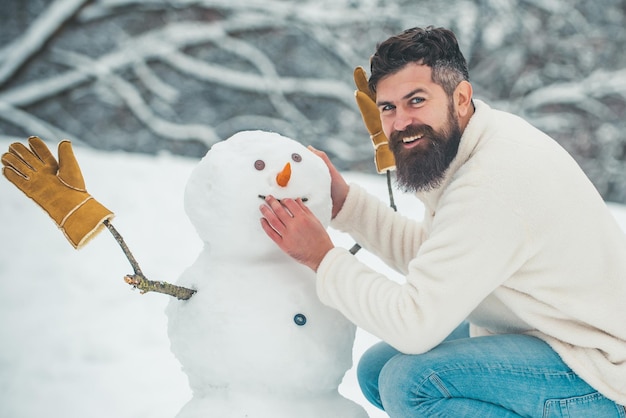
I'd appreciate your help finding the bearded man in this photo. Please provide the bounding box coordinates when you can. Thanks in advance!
[260,26,626,417]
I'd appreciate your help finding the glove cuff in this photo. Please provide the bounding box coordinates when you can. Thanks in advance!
[375,146,396,174]
[61,197,114,249]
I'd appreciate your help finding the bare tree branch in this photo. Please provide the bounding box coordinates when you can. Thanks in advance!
[48,48,222,145]
[0,0,624,202]
[0,0,92,86]
[0,102,81,143]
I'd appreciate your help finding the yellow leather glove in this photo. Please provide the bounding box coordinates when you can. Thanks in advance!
[2,136,114,249]
[354,66,396,173]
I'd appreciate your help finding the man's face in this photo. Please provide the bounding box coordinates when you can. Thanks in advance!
[376,63,462,192]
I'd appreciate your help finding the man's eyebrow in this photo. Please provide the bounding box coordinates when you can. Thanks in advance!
[376,88,428,107]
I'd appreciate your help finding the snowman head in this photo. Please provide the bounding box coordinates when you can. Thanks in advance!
[184,131,332,260]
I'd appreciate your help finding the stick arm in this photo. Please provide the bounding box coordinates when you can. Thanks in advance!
[103,220,196,300]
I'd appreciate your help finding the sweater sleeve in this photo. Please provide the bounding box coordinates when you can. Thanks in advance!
[331,183,427,274]
[318,178,535,354]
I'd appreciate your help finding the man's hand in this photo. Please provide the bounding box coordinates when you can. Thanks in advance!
[308,146,349,219]
[259,196,334,271]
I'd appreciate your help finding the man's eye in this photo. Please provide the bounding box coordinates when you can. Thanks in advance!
[410,97,425,105]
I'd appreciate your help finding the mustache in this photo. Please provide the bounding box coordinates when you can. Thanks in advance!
[389,124,436,144]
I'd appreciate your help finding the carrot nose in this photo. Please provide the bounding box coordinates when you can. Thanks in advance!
[276,162,291,187]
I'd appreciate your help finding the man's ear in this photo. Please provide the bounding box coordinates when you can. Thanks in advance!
[454,80,473,119]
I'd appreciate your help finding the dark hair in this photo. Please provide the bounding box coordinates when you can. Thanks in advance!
[369,26,470,97]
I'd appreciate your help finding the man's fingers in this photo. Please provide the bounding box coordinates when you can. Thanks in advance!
[264,195,296,218]
[259,204,284,234]
[308,146,332,168]
[259,196,309,239]
[279,197,310,216]
[306,146,349,219]
[260,195,317,231]
[258,195,333,272]
[260,217,283,241]
[307,146,342,183]
[259,195,297,239]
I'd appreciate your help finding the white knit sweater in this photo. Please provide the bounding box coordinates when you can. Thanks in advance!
[317,100,626,404]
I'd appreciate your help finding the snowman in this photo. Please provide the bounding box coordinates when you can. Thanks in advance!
[165,131,368,418]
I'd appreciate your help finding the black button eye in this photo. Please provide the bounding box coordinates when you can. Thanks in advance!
[291,153,302,163]
[293,313,307,326]
[254,160,265,170]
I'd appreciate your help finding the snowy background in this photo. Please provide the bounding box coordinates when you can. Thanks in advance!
[1,139,625,418]
[1,0,625,202]
[1,1,626,417]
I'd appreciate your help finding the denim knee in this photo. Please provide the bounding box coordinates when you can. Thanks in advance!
[378,353,430,415]
[357,341,401,410]
[357,324,469,413]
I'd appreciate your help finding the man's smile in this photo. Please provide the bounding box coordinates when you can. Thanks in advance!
[402,133,424,144]
[400,133,426,149]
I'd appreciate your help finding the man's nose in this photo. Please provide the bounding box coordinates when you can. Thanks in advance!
[392,107,413,132]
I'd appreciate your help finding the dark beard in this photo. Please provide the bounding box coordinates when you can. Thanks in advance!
[390,109,462,193]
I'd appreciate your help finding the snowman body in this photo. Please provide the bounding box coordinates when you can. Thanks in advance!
[166,131,367,418]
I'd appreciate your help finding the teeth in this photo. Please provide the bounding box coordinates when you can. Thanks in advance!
[402,134,423,143]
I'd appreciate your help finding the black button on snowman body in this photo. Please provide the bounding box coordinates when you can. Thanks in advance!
[293,313,307,326]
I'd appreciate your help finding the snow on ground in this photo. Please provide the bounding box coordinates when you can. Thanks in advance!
[0,139,624,418]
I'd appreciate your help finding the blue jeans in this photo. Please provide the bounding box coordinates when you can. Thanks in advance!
[357,323,626,417]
